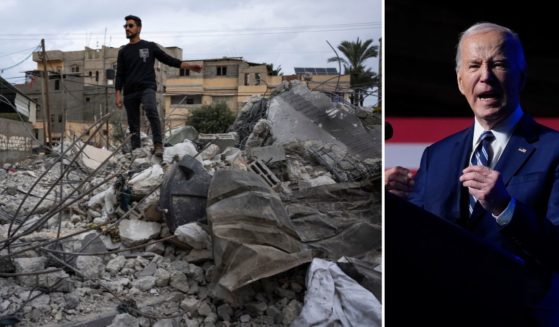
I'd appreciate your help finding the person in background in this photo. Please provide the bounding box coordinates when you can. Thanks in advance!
[115,14,202,157]
[386,22,559,325]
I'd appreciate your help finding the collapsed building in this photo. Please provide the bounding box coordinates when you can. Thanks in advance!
[0,81,381,327]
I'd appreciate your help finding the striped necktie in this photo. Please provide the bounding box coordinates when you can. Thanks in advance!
[469,131,495,215]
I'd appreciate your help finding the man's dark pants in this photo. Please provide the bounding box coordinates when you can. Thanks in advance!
[123,88,162,149]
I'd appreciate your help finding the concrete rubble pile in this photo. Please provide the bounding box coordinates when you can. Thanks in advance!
[0,81,381,327]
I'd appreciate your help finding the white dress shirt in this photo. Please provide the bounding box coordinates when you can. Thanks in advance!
[470,106,523,225]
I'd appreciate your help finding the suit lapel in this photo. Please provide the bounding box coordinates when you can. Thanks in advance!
[494,115,537,186]
[453,127,475,221]
[469,115,537,226]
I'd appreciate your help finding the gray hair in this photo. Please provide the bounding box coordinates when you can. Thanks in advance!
[455,22,526,72]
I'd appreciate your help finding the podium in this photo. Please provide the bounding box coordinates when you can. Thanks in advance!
[385,193,532,325]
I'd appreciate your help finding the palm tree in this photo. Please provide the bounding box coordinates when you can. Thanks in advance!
[328,37,378,106]
[266,63,283,76]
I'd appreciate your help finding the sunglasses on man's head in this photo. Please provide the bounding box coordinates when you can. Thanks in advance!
[123,24,135,29]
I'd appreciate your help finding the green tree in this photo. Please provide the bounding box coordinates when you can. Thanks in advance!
[187,102,236,133]
[328,37,379,106]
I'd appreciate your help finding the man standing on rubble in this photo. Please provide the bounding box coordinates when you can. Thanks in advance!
[115,15,202,157]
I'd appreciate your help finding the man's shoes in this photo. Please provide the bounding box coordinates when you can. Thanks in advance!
[153,143,164,158]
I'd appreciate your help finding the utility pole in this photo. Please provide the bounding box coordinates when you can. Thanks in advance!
[39,68,48,146]
[40,38,53,147]
[378,37,382,108]
[103,45,109,148]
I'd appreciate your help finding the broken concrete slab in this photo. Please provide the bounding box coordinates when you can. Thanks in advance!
[75,256,104,279]
[285,180,381,260]
[174,222,211,250]
[267,83,380,160]
[78,231,108,255]
[246,145,286,164]
[206,169,313,294]
[106,255,126,275]
[306,141,381,182]
[198,132,239,150]
[298,175,336,190]
[13,257,47,286]
[118,219,161,247]
[165,126,199,146]
[75,143,114,173]
[199,144,220,161]
[39,268,73,292]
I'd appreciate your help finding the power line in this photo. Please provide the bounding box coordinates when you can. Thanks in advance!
[0,46,41,58]
[0,22,380,40]
[0,45,41,73]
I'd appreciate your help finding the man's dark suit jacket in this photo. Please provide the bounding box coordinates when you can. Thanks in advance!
[408,114,559,322]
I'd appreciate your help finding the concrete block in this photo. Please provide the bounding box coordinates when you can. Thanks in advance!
[198,132,238,150]
[119,219,161,247]
[247,145,286,163]
[248,159,281,189]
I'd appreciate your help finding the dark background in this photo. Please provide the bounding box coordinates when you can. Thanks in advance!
[385,0,559,117]
[385,4,556,323]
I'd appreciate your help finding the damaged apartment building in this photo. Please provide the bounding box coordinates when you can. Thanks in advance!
[14,44,352,148]
[15,45,181,145]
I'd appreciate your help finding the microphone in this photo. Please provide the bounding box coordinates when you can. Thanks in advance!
[385,122,393,140]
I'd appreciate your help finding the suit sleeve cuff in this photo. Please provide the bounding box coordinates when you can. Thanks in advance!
[492,197,516,226]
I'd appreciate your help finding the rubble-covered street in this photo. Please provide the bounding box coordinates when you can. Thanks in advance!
[0,81,381,327]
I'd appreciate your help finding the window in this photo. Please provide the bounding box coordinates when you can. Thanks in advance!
[171,95,202,105]
[180,68,190,76]
[255,73,262,85]
[54,79,60,90]
[89,71,92,77]
[244,73,249,86]
[95,71,99,82]
[58,114,63,123]
[217,66,227,76]
[71,64,80,73]
[85,97,90,103]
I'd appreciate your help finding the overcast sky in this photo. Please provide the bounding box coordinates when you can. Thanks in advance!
[0,0,381,103]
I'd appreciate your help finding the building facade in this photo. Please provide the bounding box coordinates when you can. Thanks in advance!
[164,57,283,129]
[16,45,182,144]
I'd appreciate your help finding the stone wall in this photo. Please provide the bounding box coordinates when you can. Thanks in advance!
[0,118,33,163]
